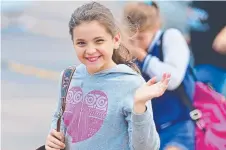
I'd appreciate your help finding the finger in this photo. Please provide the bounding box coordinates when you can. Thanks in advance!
[160,80,169,91]
[45,145,60,150]
[158,78,170,90]
[163,76,170,85]
[48,140,65,149]
[161,73,170,83]
[49,136,65,148]
[163,73,170,80]
[147,77,157,85]
[160,73,167,83]
[166,73,171,79]
[51,129,64,141]
[163,73,167,78]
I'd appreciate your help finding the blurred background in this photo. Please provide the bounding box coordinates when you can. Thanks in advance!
[1,1,226,150]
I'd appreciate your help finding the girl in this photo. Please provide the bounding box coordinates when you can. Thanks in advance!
[45,2,170,150]
[123,1,195,150]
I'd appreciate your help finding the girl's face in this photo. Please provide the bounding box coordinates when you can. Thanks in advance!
[73,21,120,74]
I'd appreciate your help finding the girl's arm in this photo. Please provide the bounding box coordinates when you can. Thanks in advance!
[140,29,190,90]
[124,101,160,150]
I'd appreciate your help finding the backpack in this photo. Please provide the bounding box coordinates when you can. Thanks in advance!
[159,31,226,150]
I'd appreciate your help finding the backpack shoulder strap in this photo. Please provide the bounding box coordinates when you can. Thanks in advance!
[159,31,165,62]
[159,30,198,81]
[57,66,76,132]
[158,31,205,129]
[159,30,195,109]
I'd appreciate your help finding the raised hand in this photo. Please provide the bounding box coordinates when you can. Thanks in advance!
[134,73,170,112]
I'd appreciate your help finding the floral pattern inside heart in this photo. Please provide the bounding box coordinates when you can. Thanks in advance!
[63,87,108,143]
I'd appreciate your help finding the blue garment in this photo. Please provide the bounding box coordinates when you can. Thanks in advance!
[159,120,195,150]
[195,64,226,96]
[137,32,195,129]
[137,31,195,149]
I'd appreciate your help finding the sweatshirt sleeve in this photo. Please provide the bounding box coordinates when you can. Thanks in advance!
[122,76,160,150]
[141,28,190,90]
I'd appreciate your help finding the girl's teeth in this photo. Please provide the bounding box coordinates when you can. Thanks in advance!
[88,57,98,62]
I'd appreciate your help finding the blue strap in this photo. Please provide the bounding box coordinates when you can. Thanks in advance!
[61,66,76,98]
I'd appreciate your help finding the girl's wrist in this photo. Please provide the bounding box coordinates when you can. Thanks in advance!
[133,101,147,114]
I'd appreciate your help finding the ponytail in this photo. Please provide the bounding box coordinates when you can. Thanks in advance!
[112,43,141,74]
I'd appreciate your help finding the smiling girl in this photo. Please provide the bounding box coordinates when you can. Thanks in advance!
[45,2,170,150]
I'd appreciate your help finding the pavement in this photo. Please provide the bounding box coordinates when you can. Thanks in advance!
[1,32,75,150]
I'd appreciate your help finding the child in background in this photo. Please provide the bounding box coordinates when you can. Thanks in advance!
[123,1,195,150]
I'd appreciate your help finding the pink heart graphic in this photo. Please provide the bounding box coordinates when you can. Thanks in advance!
[63,87,108,143]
